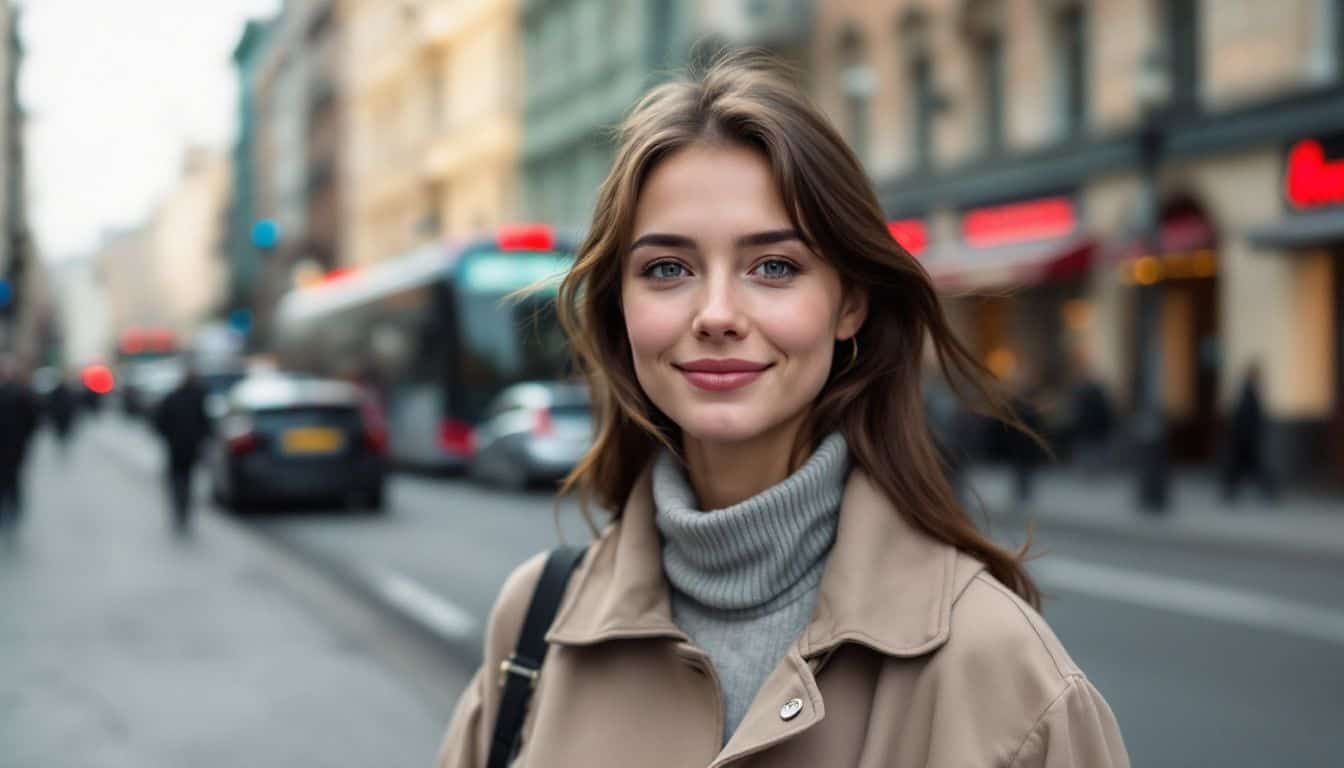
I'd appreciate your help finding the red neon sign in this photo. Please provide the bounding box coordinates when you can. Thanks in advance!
[961,197,1077,248]
[1285,139,1344,210]
[887,219,928,256]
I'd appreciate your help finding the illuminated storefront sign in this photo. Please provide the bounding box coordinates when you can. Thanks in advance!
[960,196,1077,248]
[1285,135,1344,210]
[887,219,928,256]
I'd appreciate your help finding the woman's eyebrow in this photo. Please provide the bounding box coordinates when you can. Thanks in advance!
[735,228,803,248]
[629,233,696,252]
[629,228,803,252]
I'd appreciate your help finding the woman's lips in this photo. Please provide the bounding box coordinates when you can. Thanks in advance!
[675,360,773,392]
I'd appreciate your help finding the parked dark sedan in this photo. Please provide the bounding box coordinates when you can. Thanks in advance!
[470,381,592,489]
[208,375,387,511]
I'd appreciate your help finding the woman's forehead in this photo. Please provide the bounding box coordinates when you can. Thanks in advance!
[632,144,792,238]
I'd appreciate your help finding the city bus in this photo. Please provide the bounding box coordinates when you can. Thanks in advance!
[272,225,577,471]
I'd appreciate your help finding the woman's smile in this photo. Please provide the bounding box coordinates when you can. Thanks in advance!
[674,358,774,392]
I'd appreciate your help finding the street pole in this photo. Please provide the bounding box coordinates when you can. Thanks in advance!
[1134,114,1170,513]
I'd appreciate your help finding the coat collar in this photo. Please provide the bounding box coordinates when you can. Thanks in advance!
[547,466,985,658]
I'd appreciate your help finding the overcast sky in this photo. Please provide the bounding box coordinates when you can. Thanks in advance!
[19,0,280,260]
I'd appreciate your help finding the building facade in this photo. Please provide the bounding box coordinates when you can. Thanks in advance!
[148,147,231,338]
[0,1,37,363]
[223,18,276,340]
[811,0,1344,484]
[520,0,687,233]
[345,0,523,267]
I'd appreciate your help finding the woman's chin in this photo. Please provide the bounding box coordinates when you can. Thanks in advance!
[677,410,781,448]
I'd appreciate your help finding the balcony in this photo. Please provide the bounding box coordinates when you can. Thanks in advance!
[697,0,812,48]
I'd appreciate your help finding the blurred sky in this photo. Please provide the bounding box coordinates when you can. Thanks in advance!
[18,0,280,261]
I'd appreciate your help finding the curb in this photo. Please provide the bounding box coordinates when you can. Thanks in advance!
[247,522,486,668]
[987,502,1344,566]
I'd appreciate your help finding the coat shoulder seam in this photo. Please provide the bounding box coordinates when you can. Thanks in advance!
[969,572,1076,682]
[1005,674,1085,768]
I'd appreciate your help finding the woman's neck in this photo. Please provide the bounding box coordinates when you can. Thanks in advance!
[682,416,809,509]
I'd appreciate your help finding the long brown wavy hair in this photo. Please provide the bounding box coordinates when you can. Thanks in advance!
[556,51,1040,609]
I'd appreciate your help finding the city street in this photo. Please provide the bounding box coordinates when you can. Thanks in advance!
[4,414,1343,767]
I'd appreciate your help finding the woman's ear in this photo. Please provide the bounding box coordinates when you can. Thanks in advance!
[836,287,869,341]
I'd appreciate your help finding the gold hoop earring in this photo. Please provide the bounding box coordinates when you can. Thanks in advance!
[841,336,858,373]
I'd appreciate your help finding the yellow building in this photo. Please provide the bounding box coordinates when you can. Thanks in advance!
[346,0,521,267]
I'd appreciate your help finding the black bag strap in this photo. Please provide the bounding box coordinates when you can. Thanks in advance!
[486,545,586,768]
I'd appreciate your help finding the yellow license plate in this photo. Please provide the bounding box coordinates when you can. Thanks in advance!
[282,427,345,455]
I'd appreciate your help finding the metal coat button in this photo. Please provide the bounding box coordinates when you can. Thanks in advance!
[780,698,803,721]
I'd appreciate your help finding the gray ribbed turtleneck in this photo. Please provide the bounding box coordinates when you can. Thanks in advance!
[653,432,849,742]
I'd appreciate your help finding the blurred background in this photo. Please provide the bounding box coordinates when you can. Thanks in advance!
[1,1,1343,766]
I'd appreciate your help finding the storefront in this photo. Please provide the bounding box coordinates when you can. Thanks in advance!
[1117,198,1223,463]
[1249,131,1344,485]
[896,193,1097,407]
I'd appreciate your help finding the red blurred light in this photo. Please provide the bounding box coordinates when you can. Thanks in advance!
[532,408,554,437]
[82,365,115,395]
[364,427,389,455]
[227,432,261,455]
[497,224,556,252]
[439,419,477,457]
[887,219,928,256]
[962,197,1076,248]
[321,267,357,285]
[1285,139,1344,210]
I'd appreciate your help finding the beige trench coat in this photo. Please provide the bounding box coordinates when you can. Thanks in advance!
[436,469,1129,767]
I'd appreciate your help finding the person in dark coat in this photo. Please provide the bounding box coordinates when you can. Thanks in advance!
[152,368,212,530]
[0,358,40,528]
[45,378,78,456]
[1069,354,1114,475]
[1222,363,1275,503]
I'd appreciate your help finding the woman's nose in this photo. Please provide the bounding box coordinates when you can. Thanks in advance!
[690,273,750,340]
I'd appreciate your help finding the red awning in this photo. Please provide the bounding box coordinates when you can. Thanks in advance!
[919,235,1096,292]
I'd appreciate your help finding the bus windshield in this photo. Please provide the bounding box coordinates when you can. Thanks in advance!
[453,249,573,420]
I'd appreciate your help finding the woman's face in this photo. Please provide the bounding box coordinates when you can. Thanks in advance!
[621,143,866,448]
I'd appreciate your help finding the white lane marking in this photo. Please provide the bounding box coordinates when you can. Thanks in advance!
[1034,556,1344,647]
[370,568,478,641]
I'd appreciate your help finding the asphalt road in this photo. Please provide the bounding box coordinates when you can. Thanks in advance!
[256,471,1344,767]
[10,415,1341,767]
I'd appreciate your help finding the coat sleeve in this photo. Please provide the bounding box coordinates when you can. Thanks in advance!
[1008,676,1130,768]
[434,552,550,768]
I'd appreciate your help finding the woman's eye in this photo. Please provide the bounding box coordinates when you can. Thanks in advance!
[753,259,798,280]
[645,261,688,280]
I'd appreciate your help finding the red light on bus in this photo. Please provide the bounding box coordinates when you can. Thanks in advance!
[497,224,556,252]
[321,267,356,285]
[82,365,115,395]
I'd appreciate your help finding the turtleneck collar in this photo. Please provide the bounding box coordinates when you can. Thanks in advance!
[652,432,849,613]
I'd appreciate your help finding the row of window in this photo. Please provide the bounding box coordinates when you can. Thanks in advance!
[831,0,1298,171]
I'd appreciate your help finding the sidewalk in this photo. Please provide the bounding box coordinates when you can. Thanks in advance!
[968,465,1344,562]
[0,424,457,768]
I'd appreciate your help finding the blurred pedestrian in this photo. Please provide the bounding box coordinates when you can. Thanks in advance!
[152,368,212,531]
[436,53,1127,768]
[924,371,969,505]
[1069,352,1114,475]
[0,358,40,529]
[45,377,79,456]
[1222,362,1275,503]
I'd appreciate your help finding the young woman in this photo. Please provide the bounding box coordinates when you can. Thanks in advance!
[437,53,1128,768]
